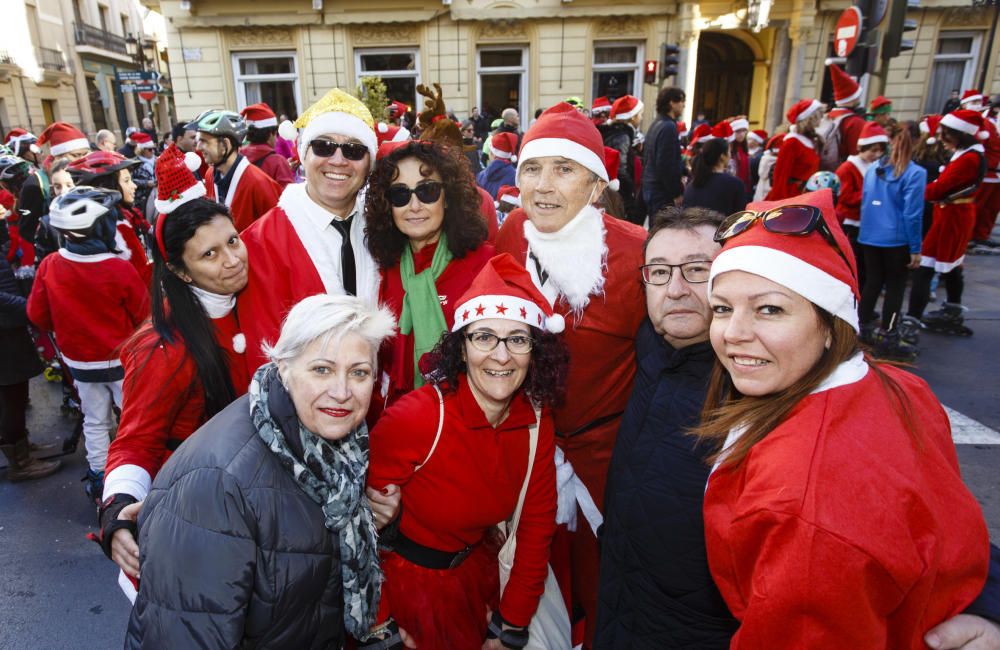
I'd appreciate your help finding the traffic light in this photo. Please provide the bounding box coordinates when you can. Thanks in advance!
[882,0,919,61]
[659,44,681,81]
[644,60,658,85]
[846,0,879,77]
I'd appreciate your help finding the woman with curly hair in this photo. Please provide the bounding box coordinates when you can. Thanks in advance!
[368,254,566,649]
[365,140,494,408]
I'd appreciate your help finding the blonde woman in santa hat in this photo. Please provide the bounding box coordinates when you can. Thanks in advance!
[368,253,565,650]
[95,147,254,586]
[906,109,989,337]
[766,98,824,200]
[697,188,989,647]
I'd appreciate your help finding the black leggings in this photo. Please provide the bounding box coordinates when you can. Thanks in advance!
[908,265,964,318]
[859,245,910,330]
[0,381,29,446]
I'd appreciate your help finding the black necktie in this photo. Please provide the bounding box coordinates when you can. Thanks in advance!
[529,252,548,286]
[331,216,356,296]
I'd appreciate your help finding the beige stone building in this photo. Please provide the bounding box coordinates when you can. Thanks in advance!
[1,0,167,141]
[148,0,999,134]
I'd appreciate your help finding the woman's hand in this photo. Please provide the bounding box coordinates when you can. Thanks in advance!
[909,253,922,269]
[110,500,143,578]
[366,484,401,530]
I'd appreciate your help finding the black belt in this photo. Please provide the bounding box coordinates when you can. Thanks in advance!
[556,411,624,439]
[393,532,472,570]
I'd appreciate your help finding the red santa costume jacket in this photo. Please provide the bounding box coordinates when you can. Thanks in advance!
[838,111,865,158]
[834,155,871,227]
[27,249,149,375]
[378,240,495,408]
[705,355,988,648]
[921,144,985,272]
[114,218,151,287]
[972,118,1000,241]
[103,313,253,501]
[767,132,820,201]
[204,155,282,232]
[368,376,557,630]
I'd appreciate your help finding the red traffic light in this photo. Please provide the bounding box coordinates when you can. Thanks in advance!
[644,60,658,84]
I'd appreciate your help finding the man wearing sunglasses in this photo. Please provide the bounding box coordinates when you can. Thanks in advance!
[240,88,382,369]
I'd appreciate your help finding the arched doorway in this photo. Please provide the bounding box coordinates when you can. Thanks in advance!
[694,32,755,122]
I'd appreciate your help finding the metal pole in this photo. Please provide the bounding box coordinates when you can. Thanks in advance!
[978,1,999,91]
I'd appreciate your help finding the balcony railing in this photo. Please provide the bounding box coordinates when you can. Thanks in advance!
[73,22,128,55]
[38,47,66,72]
[0,49,16,65]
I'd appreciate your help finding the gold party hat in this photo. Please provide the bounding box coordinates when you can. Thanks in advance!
[294,88,374,130]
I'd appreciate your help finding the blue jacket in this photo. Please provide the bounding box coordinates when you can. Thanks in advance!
[858,159,927,253]
[595,319,738,649]
[476,158,516,200]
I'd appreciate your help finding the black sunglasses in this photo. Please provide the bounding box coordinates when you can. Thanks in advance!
[308,139,369,161]
[714,205,854,276]
[388,181,444,208]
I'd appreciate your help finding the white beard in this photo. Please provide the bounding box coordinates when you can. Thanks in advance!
[523,204,608,319]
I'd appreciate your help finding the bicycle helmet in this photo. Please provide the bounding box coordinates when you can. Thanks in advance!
[4,130,40,157]
[0,155,31,182]
[186,109,247,144]
[68,151,139,183]
[805,170,841,200]
[49,185,122,232]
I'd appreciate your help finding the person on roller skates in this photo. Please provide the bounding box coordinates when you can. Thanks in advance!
[906,109,988,339]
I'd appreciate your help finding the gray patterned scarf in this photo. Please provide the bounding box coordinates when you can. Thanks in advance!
[249,363,381,639]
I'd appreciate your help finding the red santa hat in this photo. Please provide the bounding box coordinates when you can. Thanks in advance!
[676,121,689,138]
[748,129,768,145]
[591,96,612,115]
[4,128,40,155]
[920,114,943,144]
[869,96,893,114]
[375,122,411,148]
[940,109,990,140]
[960,89,985,107]
[856,121,889,147]
[708,189,860,332]
[602,146,621,192]
[610,95,644,122]
[37,122,89,157]
[240,103,278,129]
[490,132,518,162]
[729,117,750,132]
[387,100,410,119]
[153,145,207,255]
[689,123,713,144]
[452,253,565,334]
[131,132,156,150]
[517,102,608,183]
[712,121,735,141]
[828,64,862,106]
[786,99,824,124]
[765,133,784,151]
[496,185,521,209]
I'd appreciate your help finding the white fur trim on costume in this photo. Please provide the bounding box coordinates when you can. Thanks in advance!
[795,99,824,123]
[730,118,749,132]
[949,144,985,163]
[941,113,981,137]
[554,447,603,535]
[298,112,377,169]
[103,464,153,502]
[517,138,608,183]
[220,155,251,209]
[248,117,278,128]
[451,294,549,332]
[59,352,122,370]
[391,127,410,142]
[709,245,860,332]
[154,180,207,214]
[614,101,644,122]
[812,352,869,394]
[56,249,117,264]
[784,132,816,150]
[50,137,90,156]
[834,85,863,107]
[920,253,965,274]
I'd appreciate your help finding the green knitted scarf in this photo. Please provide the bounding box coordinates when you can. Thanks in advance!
[397,234,453,388]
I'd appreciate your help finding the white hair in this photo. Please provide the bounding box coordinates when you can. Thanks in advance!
[263,294,396,367]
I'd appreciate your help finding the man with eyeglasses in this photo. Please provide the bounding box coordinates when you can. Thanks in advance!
[240,88,382,369]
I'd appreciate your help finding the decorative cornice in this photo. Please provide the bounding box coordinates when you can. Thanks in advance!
[353,22,418,44]
[228,26,293,47]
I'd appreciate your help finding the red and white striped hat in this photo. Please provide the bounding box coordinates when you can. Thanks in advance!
[37,122,89,157]
[591,96,612,115]
[960,89,985,107]
[240,103,278,128]
[856,121,889,147]
[748,129,768,145]
[941,109,990,140]
[786,99,824,124]
[729,117,750,132]
[610,95,644,122]
[712,121,734,141]
[453,253,565,334]
[602,146,621,191]
[920,114,943,144]
[131,132,156,150]
[490,132,518,162]
[375,122,410,148]
[517,102,608,183]
[829,64,862,106]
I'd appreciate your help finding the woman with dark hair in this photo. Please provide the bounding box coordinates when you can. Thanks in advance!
[68,150,152,285]
[95,151,253,584]
[906,110,988,336]
[365,140,494,408]
[698,190,989,646]
[727,117,752,196]
[683,137,747,215]
[368,254,565,649]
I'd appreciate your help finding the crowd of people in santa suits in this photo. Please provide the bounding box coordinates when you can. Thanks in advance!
[1,72,1000,650]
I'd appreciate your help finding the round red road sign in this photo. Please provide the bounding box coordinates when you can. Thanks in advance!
[835,6,863,58]
[138,90,157,102]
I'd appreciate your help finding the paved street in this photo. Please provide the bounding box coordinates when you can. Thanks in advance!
[2,236,999,649]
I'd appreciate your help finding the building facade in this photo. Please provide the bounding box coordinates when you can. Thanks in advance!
[151,0,998,134]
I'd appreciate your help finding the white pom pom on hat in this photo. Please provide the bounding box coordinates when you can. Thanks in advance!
[608,179,620,192]
[184,151,202,172]
[278,119,298,141]
[378,122,389,134]
[546,313,565,334]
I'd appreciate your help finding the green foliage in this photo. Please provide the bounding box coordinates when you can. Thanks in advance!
[354,77,389,123]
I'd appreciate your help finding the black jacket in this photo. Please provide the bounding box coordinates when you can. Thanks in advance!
[595,319,738,649]
[0,257,43,385]
[642,115,684,217]
[125,393,346,650]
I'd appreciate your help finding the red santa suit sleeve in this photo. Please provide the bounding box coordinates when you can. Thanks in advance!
[116,220,152,287]
[925,147,984,202]
[840,114,865,157]
[834,158,865,226]
[206,161,282,232]
[477,185,499,243]
[766,134,820,201]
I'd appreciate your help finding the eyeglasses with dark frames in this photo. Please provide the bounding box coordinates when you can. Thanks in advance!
[640,261,712,285]
[465,331,534,354]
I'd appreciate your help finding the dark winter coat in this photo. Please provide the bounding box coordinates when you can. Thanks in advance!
[0,257,43,385]
[476,158,517,200]
[642,115,684,216]
[601,121,642,221]
[595,319,738,649]
[125,394,347,650]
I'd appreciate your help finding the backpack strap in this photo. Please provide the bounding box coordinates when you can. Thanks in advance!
[415,384,445,471]
[252,150,277,169]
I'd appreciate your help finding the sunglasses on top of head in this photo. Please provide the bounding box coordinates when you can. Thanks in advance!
[388,181,444,208]
[714,204,854,276]
[308,139,369,161]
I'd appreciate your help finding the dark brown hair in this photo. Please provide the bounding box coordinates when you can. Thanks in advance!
[364,141,487,269]
[645,206,725,256]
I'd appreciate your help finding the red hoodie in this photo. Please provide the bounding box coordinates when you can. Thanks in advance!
[240,143,295,188]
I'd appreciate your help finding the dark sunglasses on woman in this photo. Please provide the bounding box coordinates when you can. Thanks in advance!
[308,139,369,161]
[388,181,444,208]
[714,204,854,276]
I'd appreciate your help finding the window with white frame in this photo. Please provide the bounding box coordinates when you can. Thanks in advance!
[477,46,528,125]
[592,42,643,103]
[232,51,301,119]
[356,49,420,116]
[924,32,982,115]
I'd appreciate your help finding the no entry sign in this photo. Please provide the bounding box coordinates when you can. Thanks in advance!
[835,6,863,58]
